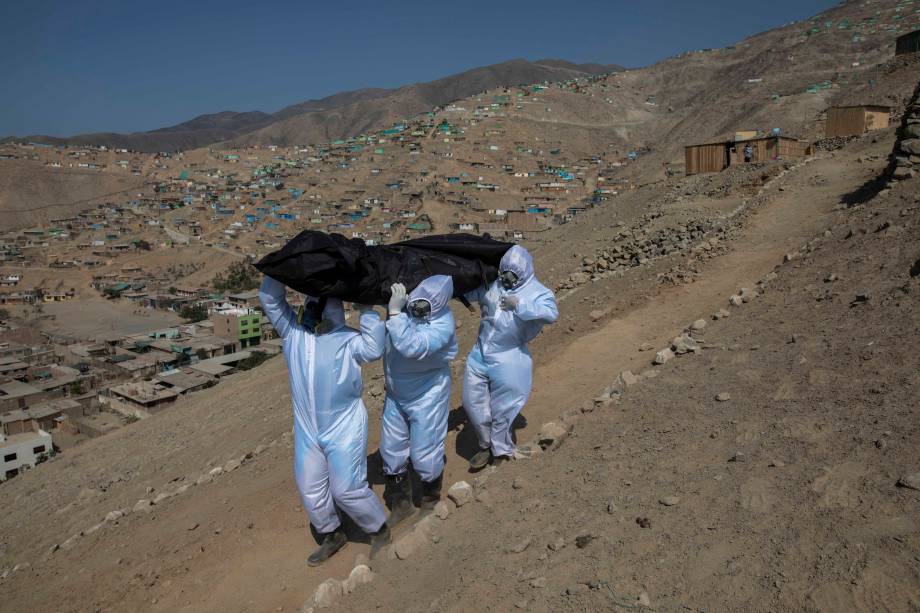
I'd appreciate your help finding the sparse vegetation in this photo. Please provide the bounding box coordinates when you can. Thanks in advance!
[179,304,208,322]
[213,261,260,294]
[236,351,272,371]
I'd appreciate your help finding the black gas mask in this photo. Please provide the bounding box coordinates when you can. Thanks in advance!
[499,270,519,290]
[407,299,432,320]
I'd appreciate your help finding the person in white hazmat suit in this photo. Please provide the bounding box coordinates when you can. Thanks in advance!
[462,245,558,469]
[381,275,458,525]
[259,276,390,566]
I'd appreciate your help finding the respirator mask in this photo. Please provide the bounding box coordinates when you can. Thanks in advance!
[499,270,519,290]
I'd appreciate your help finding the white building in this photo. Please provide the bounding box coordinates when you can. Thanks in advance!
[1,429,52,481]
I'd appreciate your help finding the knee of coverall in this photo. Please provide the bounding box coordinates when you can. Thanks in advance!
[407,393,450,481]
[380,397,411,475]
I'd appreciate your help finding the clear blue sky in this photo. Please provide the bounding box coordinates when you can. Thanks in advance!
[0,0,839,137]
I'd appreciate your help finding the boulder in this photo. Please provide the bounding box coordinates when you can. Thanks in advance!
[447,481,474,507]
[59,534,81,552]
[537,422,569,450]
[897,473,920,491]
[342,565,373,594]
[433,501,451,520]
[313,579,343,609]
[619,370,640,388]
[153,491,174,505]
[654,348,674,365]
[133,499,154,513]
[672,334,699,355]
[900,139,920,156]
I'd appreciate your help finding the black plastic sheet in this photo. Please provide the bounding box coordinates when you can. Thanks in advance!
[254,231,513,304]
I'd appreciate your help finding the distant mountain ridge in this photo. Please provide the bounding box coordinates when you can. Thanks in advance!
[6,59,623,152]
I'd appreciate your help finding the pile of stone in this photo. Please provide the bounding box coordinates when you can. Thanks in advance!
[557,215,727,291]
[813,135,860,152]
[889,80,920,182]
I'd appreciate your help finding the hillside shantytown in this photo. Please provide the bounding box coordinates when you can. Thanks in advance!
[1,0,920,611]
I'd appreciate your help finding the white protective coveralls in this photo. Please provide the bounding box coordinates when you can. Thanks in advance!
[462,246,558,457]
[381,275,458,482]
[259,276,387,534]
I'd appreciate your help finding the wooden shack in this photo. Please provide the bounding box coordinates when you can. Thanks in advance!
[684,142,729,175]
[685,136,809,176]
[895,28,920,56]
[825,105,890,138]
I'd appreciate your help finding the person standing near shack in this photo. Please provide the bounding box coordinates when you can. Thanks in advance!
[744,143,753,163]
[380,275,458,525]
[259,276,390,566]
[462,245,558,469]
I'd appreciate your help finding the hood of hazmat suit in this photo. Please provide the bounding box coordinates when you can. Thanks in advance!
[498,245,535,290]
[381,275,459,481]
[461,246,558,458]
[407,273,453,318]
[259,276,386,534]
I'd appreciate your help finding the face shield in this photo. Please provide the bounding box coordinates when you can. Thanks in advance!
[499,270,519,290]
[407,299,432,320]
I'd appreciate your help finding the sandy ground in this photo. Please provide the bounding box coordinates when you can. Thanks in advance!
[39,297,181,340]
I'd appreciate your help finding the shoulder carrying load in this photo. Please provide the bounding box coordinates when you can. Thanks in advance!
[254,231,513,305]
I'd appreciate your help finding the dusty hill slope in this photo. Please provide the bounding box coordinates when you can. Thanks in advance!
[0,111,914,612]
[0,160,147,230]
[8,59,616,152]
[223,58,620,147]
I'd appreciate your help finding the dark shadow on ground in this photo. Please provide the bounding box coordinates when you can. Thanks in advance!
[840,171,888,207]
[450,404,527,464]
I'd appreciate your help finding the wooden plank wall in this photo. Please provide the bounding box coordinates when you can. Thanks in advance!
[826,107,867,138]
[865,110,889,131]
[685,144,727,175]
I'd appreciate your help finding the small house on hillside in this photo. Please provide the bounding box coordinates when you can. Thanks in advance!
[825,105,890,138]
[684,136,809,176]
[895,29,920,56]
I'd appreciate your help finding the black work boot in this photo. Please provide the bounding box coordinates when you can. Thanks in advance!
[420,473,443,510]
[368,522,391,559]
[307,527,347,567]
[384,473,414,527]
[469,448,492,471]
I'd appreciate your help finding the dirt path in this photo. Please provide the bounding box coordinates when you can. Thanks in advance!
[510,153,858,453]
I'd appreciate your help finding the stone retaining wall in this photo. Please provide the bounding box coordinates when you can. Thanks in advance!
[888,79,920,181]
